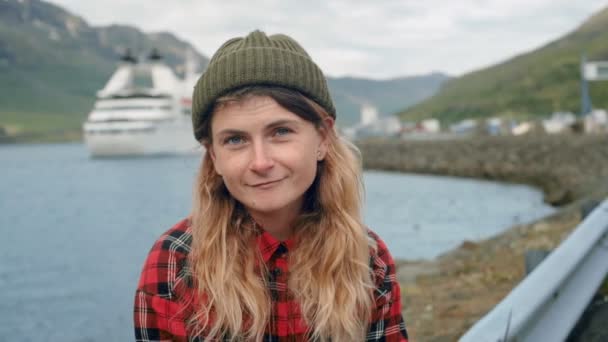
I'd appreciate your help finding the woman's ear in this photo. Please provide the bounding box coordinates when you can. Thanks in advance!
[204,142,222,176]
[317,117,334,161]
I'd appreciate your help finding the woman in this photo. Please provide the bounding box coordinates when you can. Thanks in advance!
[134,30,408,341]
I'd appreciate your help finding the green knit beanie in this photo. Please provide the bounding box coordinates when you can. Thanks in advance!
[191,30,336,141]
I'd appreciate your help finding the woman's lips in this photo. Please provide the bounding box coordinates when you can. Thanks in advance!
[250,178,284,189]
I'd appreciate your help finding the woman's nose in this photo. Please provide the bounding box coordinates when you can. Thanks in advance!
[249,142,274,172]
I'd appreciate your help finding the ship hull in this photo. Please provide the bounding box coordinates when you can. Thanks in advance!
[83,118,201,158]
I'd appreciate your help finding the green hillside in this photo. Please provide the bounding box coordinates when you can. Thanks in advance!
[0,0,208,142]
[398,7,608,123]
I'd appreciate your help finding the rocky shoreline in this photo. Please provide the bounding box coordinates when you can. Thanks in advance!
[357,134,608,342]
[358,134,608,205]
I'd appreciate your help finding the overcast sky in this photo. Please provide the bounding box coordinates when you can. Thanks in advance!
[48,0,608,79]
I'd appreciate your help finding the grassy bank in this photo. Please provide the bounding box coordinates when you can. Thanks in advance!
[0,111,84,143]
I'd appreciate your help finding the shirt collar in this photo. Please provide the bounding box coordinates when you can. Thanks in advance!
[256,226,296,263]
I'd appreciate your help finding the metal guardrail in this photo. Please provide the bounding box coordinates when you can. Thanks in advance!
[460,199,608,342]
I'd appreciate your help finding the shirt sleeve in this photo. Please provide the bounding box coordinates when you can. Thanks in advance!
[367,231,409,342]
[134,222,191,342]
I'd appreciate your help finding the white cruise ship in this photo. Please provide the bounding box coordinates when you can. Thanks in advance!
[83,50,202,157]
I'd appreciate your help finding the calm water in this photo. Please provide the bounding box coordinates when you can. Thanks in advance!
[0,143,554,341]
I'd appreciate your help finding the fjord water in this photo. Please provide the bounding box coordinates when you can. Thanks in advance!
[0,143,554,341]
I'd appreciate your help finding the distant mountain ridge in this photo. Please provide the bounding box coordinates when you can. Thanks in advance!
[398,6,608,123]
[327,73,448,126]
[0,0,448,141]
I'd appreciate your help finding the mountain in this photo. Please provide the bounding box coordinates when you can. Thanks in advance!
[398,6,608,123]
[0,0,447,142]
[0,0,208,141]
[327,73,448,126]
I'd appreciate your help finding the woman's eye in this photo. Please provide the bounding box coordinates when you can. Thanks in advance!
[224,136,244,145]
[275,127,291,136]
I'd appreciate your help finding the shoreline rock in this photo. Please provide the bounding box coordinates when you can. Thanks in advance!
[358,134,608,205]
[357,134,608,341]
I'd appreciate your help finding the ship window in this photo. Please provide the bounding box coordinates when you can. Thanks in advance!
[132,70,154,88]
[95,105,172,111]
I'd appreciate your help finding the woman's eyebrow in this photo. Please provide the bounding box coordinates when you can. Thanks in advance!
[216,128,247,137]
[215,119,300,136]
[265,119,300,129]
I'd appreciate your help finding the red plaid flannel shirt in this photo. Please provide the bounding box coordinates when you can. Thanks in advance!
[134,219,408,341]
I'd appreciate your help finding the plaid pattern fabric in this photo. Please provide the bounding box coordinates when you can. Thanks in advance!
[134,219,408,341]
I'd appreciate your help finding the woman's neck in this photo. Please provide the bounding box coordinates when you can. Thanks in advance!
[249,207,299,241]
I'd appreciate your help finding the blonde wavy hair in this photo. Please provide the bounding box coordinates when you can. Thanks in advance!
[188,86,376,341]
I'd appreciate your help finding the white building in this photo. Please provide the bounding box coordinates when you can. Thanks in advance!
[354,116,401,138]
[512,121,533,136]
[450,119,477,134]
[486,117,504,135]
[360,103,379,126]
[584,109,608,133]
[420,119,441,133]
[542,112,576,134]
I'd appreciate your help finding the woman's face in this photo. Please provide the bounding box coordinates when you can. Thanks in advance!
[208,96,330,220]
